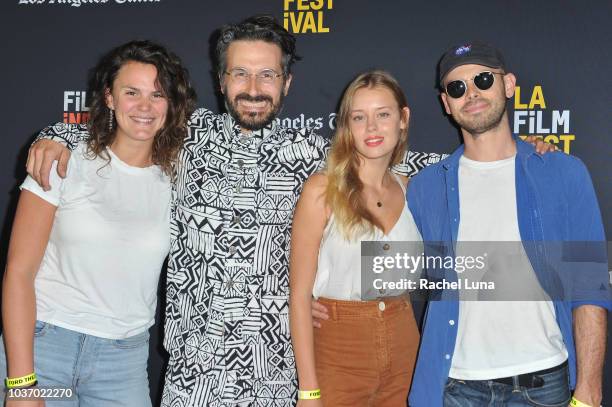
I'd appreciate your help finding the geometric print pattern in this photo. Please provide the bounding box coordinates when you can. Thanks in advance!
[36,112,444,407]
[162,109,328,407]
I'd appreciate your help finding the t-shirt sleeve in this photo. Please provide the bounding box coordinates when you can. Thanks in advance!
[19,145,83,207]
[304,128,330,171]
[20,160,64,206]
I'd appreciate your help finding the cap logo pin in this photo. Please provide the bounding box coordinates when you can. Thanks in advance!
[454,45,471,55]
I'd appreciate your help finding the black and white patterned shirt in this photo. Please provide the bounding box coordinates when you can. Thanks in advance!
[37,108,445,407]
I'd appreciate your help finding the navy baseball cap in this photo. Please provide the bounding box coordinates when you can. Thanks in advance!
[438,41,506,88]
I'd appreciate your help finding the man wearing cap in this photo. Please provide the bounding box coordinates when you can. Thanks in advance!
[407,42,610,406]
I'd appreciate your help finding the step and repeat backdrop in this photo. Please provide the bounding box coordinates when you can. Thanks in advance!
[1,0,611,403]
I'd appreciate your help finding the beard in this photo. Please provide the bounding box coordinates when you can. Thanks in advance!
[224,90,284,131]
[455,96,506,136]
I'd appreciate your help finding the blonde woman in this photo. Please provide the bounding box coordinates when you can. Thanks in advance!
[290,71,421,406]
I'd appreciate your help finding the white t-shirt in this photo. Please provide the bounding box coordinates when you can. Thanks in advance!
[448,155,567,380]
[21,144,171,339]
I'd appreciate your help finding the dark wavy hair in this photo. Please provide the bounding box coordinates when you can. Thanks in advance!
[215,14,301,78]
[87,40,196,177]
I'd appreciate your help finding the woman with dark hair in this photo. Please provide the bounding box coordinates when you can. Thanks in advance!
[0,40,195,406]
[290,71,421,406]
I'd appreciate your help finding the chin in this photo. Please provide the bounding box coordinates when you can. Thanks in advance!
[240,110,269,121]
[360,144,394,157]
[238,112,274,131]
[357,150,393,161]
[124,131,158,143]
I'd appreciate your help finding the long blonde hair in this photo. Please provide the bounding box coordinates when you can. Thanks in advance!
[325,70,409,240]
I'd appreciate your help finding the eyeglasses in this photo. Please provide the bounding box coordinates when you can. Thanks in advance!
[224,68,283,85]
[444,71,504,99]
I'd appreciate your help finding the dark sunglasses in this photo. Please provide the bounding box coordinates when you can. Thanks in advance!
[444,71,504,99]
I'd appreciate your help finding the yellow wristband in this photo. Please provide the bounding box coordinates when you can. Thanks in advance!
[5,372,37,389]
[570,397,593,407]
[298,389,321,400]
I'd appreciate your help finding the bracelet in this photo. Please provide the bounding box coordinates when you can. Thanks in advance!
[570,397,593,407]
[5,372,37,389]
[298,389,321,400]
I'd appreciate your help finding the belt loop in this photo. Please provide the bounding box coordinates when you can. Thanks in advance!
[330,301,338,321]
[512,375,520,393]
[403,295,411,309]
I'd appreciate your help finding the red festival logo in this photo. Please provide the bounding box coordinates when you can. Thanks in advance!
[63,91,89,124]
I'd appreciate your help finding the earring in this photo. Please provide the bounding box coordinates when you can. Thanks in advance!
[108,109,114,132]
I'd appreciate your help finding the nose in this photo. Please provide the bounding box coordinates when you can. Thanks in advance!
[246,74,260,96]
[465,80,480,100]
[366,114,377,132]
[138,95,153,111]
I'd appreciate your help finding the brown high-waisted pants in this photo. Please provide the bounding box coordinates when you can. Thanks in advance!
[313,296,420,407]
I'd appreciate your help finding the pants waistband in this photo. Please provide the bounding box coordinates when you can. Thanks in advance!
[317,296,411,320]
[491,360,568,388]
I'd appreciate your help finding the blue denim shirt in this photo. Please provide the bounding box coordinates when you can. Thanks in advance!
[407,139,610,407]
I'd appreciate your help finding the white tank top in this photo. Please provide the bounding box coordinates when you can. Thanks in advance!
[312,173,423,301]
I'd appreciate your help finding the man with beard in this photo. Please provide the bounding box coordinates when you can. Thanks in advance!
[406,42,610,407]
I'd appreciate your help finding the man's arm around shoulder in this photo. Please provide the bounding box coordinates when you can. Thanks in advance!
[27,123,87,190]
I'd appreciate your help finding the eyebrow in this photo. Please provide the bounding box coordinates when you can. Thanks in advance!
[350,106,393,113]
[120,86,163,93]
[229,67,280,72]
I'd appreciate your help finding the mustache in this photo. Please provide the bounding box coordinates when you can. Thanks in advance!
[462,99,490,111]
[234,93,273,104]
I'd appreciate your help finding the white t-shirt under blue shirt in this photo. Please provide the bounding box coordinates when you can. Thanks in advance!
[21,143,171,339]
[449,154,567,380]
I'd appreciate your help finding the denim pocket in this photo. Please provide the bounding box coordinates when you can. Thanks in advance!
[112,330,150,349]
[33,320,49,337]
[444,377,458,391]
[523,391,570,407]
[522,366,571,407]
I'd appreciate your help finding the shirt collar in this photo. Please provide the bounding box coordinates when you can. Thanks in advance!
[442,135,542,171]
[515,136,544,162]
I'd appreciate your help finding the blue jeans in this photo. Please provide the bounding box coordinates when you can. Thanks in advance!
[443,363,571,407]
[0,321,151,406]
